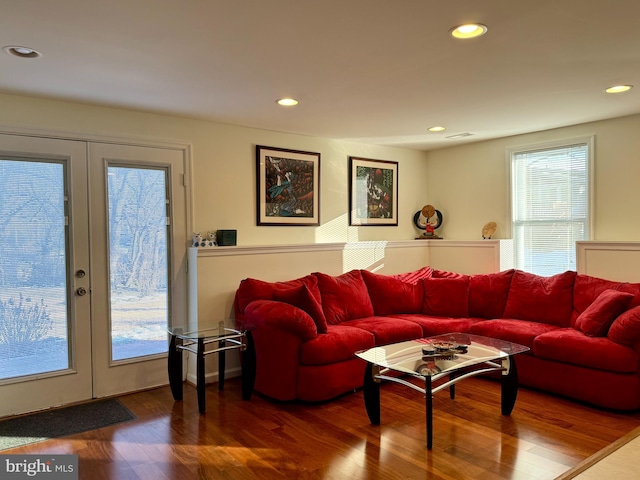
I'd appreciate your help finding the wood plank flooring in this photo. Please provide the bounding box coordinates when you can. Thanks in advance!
[3,377,640,479]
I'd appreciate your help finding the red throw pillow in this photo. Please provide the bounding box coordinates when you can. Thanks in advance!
[609,305,640,346]
[274,284,328,334]
[575,289,634,337]
[431,269,467,279]
[361,270,423,315]
[422,276,470,317]
[314,270,374,324]
[391,266,432,285]
[235,274,320,313]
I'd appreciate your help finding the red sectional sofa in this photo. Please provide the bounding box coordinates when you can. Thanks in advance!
[234,267,640,410]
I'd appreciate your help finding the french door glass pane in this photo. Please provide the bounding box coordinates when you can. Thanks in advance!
[108,166,169,361]
[0,159,69,380]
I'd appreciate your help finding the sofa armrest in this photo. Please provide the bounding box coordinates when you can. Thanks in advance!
[242,299,318,342]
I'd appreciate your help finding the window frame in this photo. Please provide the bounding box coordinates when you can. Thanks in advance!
[506,135,595,273]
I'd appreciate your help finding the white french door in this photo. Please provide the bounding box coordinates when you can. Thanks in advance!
[88,142,187,398]
[0,134,187,417]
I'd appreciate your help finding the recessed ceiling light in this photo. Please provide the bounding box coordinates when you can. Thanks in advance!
[605,85,633,94]
[277,98,299,106]
[3,45,42,58]
[428,126,446,132]
[450,24,488,39]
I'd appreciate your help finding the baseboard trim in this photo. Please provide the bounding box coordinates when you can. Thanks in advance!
[185,367,242,387]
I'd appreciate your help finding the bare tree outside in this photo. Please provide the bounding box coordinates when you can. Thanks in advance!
[107,166,169,361]
[0,159,67,380]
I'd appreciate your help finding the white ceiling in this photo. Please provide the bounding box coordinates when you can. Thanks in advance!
[2,0,639,151]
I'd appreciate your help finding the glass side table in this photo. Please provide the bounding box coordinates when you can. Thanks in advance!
[168,321,255,414]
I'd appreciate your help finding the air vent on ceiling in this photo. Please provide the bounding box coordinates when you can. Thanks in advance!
[445,132,474,139]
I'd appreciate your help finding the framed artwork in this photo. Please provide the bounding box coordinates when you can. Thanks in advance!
[256,145,320,226]
[349,156,398,226]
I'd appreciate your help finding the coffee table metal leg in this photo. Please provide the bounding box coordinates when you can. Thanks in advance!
[241,331,256,401]
[168,334,183,401]
[426,376,433,449]
[197,337,206,414]
[501,355,519,415]
[363,363,381,425]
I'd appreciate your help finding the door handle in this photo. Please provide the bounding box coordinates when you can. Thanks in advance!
[76,287,88,296]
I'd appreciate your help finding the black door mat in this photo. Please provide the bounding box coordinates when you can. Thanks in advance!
[0,399,136,451]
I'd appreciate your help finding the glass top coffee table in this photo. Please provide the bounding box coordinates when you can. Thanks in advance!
[355,333,529,449]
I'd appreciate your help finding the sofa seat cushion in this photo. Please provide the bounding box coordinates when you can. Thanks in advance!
[469,319,559,349]
[469,269,515,319]
[315,270,374,324]
[340,316,423,346]
[422,276,470,317]
[300,325,375,366]
[361,270,423,315]
[574,289,634,337]
[388,314,485,337]
[503,270,576,327]
[534,328,638,373]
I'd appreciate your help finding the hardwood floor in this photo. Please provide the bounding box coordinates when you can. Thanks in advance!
[4,377,640,479]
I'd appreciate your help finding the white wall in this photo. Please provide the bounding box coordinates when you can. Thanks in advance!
[425,114,640,242]
[0,93,429,246]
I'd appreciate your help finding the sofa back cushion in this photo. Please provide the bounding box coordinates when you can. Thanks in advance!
[234,274,321,316]
[422,276,470,317]
[314,270,374,324]
[503,270,576,326]
[468,269,515,319]
[574,289,634,337]
[361,270,424,315]
[616,282,640,308]
[273,284,328,333]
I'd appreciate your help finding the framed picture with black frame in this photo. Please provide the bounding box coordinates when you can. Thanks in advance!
[349,156,398,226]
[256,145,320,226]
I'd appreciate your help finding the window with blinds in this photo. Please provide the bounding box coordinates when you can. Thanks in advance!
[510,138,592,276]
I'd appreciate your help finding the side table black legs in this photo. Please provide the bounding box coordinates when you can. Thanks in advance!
[168,326,251,414]
[241,330,256,401]
[168,333,183,401]
[196,337,206,414]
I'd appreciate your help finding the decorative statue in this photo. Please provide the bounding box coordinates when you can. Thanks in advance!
[482,222,497,239]
[414,204,443,239]
[206,231,218,247]
[192,232,203,247]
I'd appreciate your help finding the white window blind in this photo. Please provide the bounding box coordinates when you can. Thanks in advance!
[511,141,590,276]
